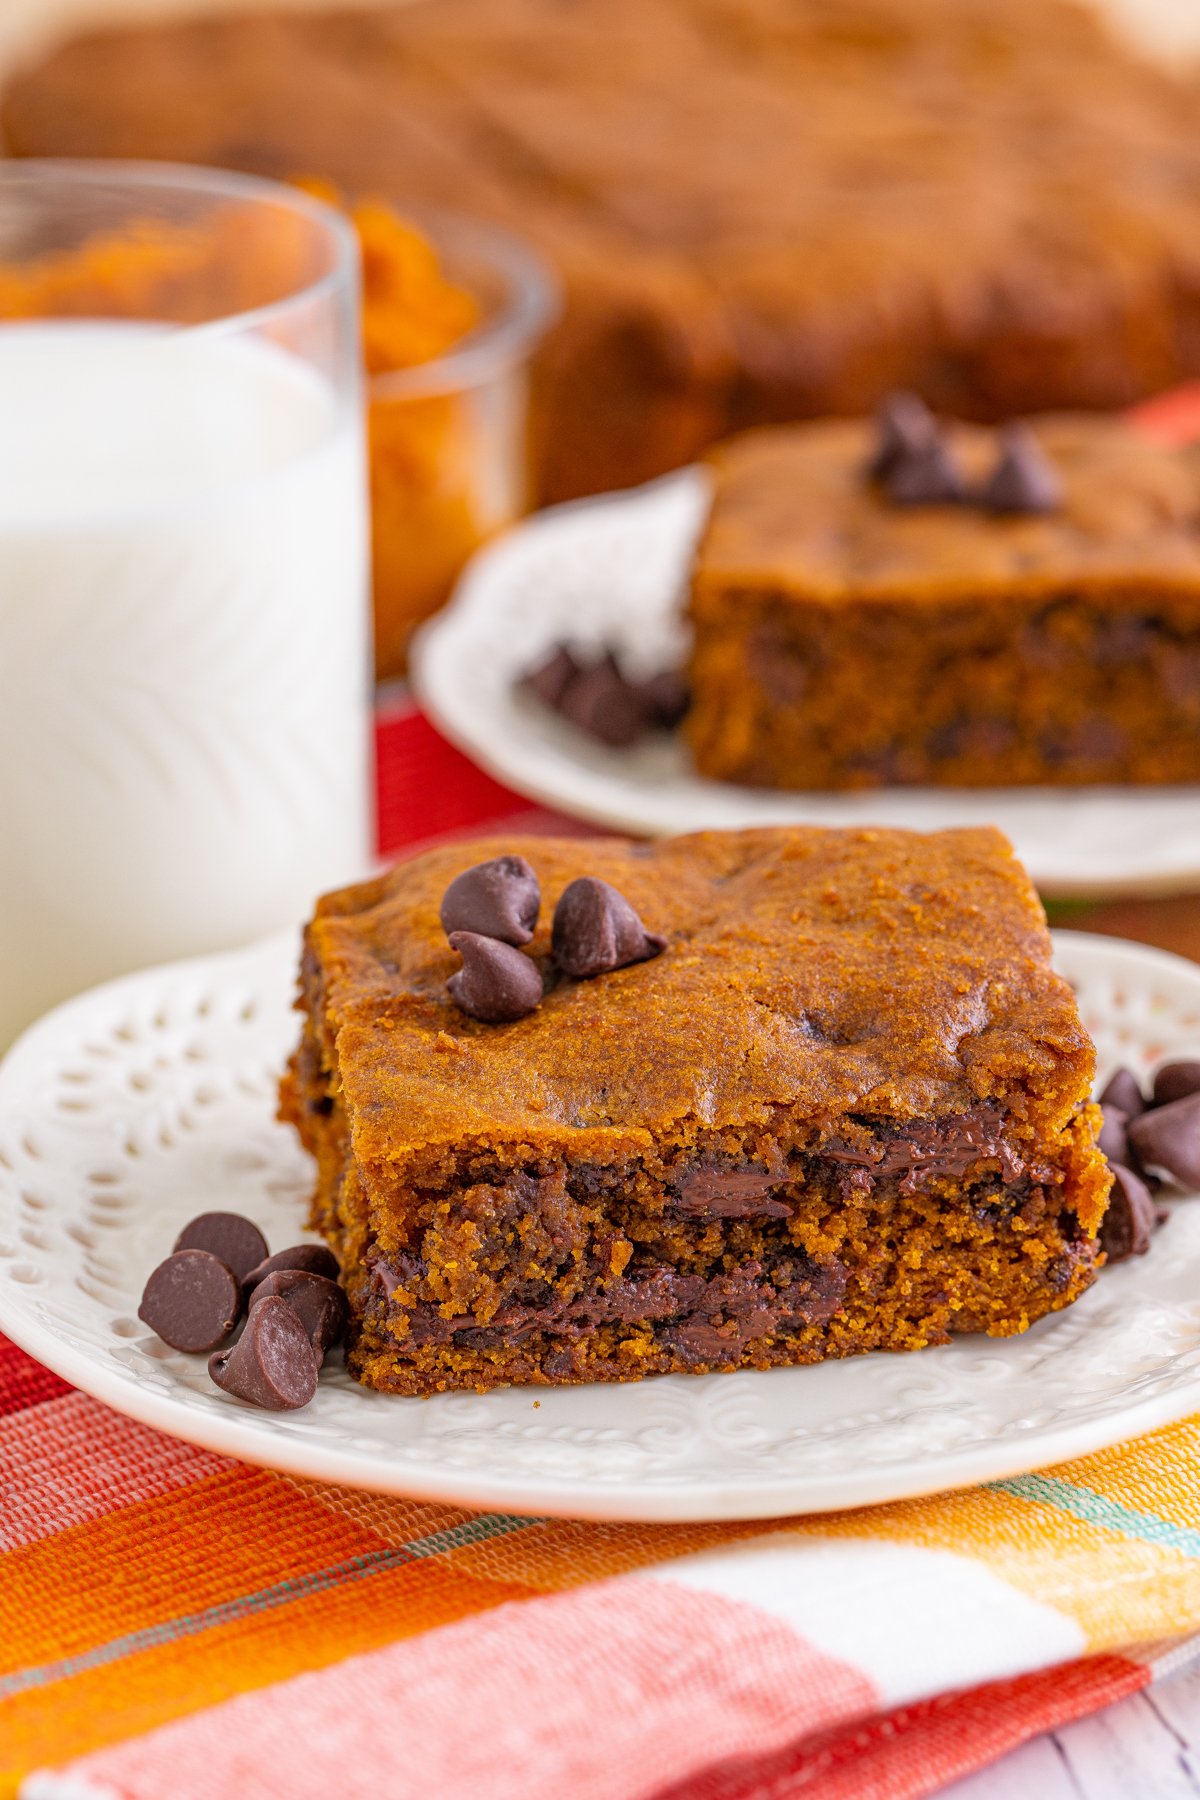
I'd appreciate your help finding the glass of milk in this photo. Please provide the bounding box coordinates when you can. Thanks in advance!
[0,162,371,1047]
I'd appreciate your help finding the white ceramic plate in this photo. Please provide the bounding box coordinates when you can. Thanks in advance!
[0,928,1198,1523]
[409,469,1200,898]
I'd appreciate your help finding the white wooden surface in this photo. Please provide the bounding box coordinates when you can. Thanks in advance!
[942,1660,1200,1800]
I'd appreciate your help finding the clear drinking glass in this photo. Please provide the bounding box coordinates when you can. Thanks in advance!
[0,162,371,1046]
[368,210,557,681]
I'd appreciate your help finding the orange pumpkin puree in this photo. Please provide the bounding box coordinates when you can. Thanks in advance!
[358,203,494,682]
[302,183,504,682]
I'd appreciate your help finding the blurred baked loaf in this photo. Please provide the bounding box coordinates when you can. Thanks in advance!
[7,0,1200,501]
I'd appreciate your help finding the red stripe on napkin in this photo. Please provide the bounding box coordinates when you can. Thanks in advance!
[374,698,603,857]
[0,1335,71,1418]
[654,1652,1147,1799]
[375,704,539,855]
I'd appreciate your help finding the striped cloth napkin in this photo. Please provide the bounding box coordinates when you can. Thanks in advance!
[8,382,1200,1799]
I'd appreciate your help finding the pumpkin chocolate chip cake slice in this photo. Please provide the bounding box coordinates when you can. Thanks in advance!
[685,407,1200,790]
[279,826,1111,1395]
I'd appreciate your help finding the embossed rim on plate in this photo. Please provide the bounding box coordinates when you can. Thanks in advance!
[1,927,1199,1523]
[409,469,1200,899]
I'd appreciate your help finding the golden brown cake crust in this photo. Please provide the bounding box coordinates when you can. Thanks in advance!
[8,0,1200,501]
[305,827,1093,1151]
[283,828,1110,1395]
[685,416,1200,789]
[694,417,1200,603]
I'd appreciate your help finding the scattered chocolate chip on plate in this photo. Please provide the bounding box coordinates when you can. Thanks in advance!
[243,1243,341,1306]
[138,1249,242,1355]
[209,1296,319,1411]
[172,1210,269,1282]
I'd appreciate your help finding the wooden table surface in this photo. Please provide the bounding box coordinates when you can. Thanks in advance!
[1059,893,1200,969]
[945,1653,1200,1799]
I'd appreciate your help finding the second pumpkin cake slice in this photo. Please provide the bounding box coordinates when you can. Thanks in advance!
[685,410,1200,789]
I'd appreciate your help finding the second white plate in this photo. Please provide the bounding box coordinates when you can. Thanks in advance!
[1,928,1199,1521]
[410,469,1200,897]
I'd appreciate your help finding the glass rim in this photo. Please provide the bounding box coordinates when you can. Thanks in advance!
[0,158,360,335]
[368,206,560,402]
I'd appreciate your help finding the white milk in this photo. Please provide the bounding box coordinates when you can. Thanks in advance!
[0,321,371,1044]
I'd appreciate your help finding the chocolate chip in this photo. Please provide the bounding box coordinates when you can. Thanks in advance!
[884,433,965,506]
[635,669,690,729]
[524,643,580,708]
[251,1270,348,1363]
[671,1161,792,1220]
[172,1211,269,1282]
[662,1319,743,1367]
[1068,718,1126,765]
[208,1296,318,1410]
[1128,1092,1200,1188]
[979,424,1062,515]
[1100,1164,1161,1261]
[1098,1067,1146,1118]
[1094,617,1154,667]
[447,930,543,1022]
[439,855,540,947]
[928,716,1016,763]
[243,1243,340,1305]
[675,1164,782,1204]
[551,876,667,979]
[557,655,651,748]
[1097,1106,1130,1167]
[521,643,686,746]
[867,390,936,479]
[1152,1060,1200,1109]
[138,1249,242,1353]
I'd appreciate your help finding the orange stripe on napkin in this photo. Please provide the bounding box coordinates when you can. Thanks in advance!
[0,1467,385,1673]
[287,1474,775,1586]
